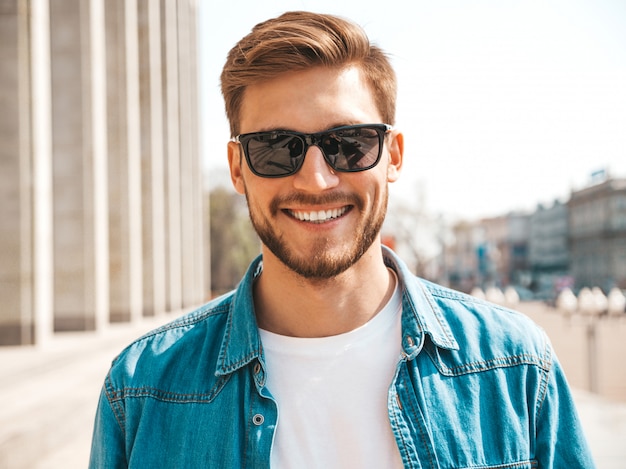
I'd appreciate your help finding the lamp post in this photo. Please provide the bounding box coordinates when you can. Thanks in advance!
[576,287,607,393]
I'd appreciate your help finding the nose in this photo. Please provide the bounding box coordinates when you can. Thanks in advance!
[292,145,340,192]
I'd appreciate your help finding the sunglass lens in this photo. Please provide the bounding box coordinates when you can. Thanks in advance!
[247,134,304,176]
[321,128,381,171]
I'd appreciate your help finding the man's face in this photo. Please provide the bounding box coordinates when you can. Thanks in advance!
[228,66,403,279]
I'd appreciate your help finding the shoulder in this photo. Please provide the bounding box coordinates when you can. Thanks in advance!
[105,292,235,393]
[416,279,552,373]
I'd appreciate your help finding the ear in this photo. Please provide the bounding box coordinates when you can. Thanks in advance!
[228,141,246,195]
[386,129,404,183]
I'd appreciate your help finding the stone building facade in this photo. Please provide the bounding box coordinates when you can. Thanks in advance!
[528,200,570,294]
[569,177,626,290]
[444,221,481,293]
[477,213,530,288]
[439,177,626,296]
[443,212,531,293]
[0,0,206,345]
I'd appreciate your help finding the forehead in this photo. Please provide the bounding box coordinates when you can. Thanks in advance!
[239,66,381,134]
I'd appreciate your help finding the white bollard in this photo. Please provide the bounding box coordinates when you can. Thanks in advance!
[504,286,520,306]
[556,288,578,315]
[607,288,626,316]
[470,287,485,300]
[577,287,595,315]
[485,287,506,305]
[592,287,608,315]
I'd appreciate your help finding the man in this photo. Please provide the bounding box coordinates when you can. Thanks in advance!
[90,11,596,468]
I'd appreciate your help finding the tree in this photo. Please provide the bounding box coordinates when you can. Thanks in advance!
[209,187,260,296]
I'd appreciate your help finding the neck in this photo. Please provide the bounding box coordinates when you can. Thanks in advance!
[254,243,395,338]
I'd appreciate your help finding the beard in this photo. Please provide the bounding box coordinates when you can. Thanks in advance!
[244,187,388,280]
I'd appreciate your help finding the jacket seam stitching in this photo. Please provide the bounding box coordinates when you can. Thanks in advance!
[104,374,127,437]
[427,350,550,376]
[459,461,537,469]
[399,367,437,468]
[137,304,229,340]
[534,336,552,425]
[106,381,230,404]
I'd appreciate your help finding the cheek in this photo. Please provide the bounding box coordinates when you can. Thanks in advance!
[367,170,389,198]
[357,179,386,214]
[243,177,280,212]
[371,175,390,206]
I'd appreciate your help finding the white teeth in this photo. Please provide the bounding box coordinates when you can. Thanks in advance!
[291,207,348,223]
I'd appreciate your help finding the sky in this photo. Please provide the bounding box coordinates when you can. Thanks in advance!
[198,0,626,220]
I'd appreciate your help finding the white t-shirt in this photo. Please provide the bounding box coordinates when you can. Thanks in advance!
[259,272,404,468]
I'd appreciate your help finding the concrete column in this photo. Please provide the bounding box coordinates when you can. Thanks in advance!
[138,0,166,316]
[176,0,205,306]
[177,0,196,308]
[188,0,207,304]
[0,0,53,345]
[105,0,143,323]
[162,0,182,312]
[0,1,32,344]
[50,0,109,332]
[30,0,55,344]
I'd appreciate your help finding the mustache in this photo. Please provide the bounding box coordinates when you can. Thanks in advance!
[270,192,363,215]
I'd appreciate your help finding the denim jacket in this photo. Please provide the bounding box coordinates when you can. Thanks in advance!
[90,248,595,468]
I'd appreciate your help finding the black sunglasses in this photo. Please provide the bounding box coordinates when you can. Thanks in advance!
[233,123,392,178]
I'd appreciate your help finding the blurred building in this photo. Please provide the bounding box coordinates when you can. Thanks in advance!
[0,0,207,345]
[444,221,481,293]
[569,177,626,290]
[479,212,530,288]
[442,176,626,297]
[443,212,531,293]
[528,200,570,296]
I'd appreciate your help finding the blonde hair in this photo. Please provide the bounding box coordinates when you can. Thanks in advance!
[220,11,397,136]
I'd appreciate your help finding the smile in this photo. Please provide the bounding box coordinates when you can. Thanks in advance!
[287,206,350,223]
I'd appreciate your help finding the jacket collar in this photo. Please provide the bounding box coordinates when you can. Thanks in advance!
[215,258,264,377]
[216,247,459,376]
[382,246,459,354]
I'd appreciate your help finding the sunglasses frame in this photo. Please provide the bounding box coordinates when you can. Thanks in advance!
[232,123,393,178]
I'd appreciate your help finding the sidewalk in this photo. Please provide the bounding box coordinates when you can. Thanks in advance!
[573,389,626,467]
[1,313,625,468]
[0,314,169,469]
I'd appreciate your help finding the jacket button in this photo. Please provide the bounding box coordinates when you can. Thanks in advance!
[254,363,261,374]
[406,336,414,347]
[253,414,264,425]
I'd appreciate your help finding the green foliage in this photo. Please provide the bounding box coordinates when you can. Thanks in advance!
[209,187,260,296]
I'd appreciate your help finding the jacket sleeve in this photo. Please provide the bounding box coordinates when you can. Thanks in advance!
[535,348,597,468]
[89,383,127,469]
